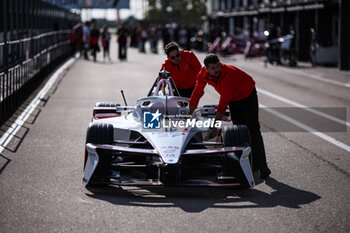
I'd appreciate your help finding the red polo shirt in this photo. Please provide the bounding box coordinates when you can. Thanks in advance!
[160,50,201,89]
[189,63,255,114]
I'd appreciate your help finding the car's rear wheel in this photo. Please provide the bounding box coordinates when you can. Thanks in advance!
[222,125,252,188]
[85,123,114,186]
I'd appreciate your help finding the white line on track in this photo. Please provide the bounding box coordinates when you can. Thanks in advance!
[0,57,76,154]
[257,88,350,128]
[260,104,350,153]
[274,66,350,88]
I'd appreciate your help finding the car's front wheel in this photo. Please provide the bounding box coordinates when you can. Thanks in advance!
[85,122,114,186]
[222,125,252,188]
[86,122,114,145]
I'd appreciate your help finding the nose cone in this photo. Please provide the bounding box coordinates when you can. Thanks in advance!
[146,132,187,164]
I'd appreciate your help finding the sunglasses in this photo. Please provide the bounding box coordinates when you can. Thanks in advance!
[169,53,180,60]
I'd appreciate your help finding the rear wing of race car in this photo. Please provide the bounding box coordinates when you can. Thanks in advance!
[93,103,134,120]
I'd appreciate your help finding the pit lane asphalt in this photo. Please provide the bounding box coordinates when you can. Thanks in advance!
[0,41,349,233]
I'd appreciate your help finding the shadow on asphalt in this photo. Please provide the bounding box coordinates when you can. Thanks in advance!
[0,106,42,174]
[0,105,41,154]
[85,176,320,212]
[0,154,11,175]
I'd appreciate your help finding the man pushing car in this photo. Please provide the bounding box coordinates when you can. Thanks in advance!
[189,53,271,179]
[160,42,201,98]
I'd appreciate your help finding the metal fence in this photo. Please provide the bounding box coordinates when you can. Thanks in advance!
[0,0,80,125]
[0,30,72,123]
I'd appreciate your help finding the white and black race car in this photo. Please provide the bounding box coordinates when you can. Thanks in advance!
[83,69,255,188]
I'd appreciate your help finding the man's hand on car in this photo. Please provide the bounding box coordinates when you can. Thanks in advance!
[204,127,218,140]
[189,106,196,115]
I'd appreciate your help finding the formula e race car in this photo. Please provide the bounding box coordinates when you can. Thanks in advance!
[83,69,255,188]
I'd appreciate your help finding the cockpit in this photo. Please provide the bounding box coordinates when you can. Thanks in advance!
[135,69,190,117]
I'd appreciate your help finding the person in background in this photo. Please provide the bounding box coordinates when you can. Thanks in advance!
[160,42,201,98]
[189,53,271,179]
[162,24,171,48]
[89,23,100,63]
[74,23,83,57]
[82,22,90,60]
[69,27,76,56]
[310,27,317,67]
[136,24,144,53]
[266,23,281,64]
[101,26,111,62]
[141,27,148,53]
[149,25,159,54]
[117,22,128,61]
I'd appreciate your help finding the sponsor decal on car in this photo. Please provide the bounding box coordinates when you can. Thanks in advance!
[143,110,162,129]
[143,109,221,130]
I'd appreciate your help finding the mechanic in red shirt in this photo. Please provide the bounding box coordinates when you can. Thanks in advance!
[160,42,201,98]
[189,53,271,179]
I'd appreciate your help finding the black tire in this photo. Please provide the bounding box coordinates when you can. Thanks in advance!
[222,125,251,147]
[222,124,252,170]
[222,125,252,188]
[95,102,120,108]
[86,122,114,144]
[85,123,114,186]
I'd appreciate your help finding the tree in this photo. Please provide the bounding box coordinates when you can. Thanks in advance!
[145,0,207,25]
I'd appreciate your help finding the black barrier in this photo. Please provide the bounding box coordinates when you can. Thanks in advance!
[0,30,73,125]
[0,0,80,125]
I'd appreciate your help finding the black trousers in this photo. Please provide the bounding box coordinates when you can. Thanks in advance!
[178,87,194,98]
[118,42,127,60]
[228,88,268,169]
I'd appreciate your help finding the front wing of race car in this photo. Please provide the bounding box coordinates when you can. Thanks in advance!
[83,143,254,188]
